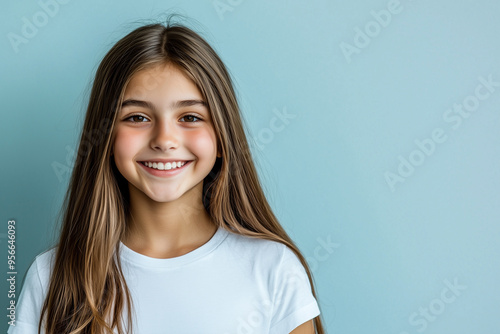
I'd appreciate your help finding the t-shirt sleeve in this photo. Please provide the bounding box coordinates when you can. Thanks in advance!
[270,245,320,333]
[7,254,48,334]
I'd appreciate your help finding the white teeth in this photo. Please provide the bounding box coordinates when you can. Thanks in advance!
[143,161,187,170]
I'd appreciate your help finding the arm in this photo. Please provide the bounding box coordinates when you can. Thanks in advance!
[289,319,315,334]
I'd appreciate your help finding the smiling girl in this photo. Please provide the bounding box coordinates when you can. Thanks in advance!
[9,16,325,334]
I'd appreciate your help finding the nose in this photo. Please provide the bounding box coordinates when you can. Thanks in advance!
[150,118,179,152]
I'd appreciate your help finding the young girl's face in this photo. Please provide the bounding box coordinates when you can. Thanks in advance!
[112,63,219,204]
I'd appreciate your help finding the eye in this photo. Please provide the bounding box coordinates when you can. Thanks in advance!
[125,114,149,123]
[180,114,202,123]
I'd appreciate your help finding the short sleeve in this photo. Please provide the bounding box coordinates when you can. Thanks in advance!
[8,253,50,334]
[270,245,320,333]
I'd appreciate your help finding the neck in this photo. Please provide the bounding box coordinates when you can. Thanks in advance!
[121,183,217,259]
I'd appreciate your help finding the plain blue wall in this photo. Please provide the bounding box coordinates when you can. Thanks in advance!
[1,0,499,333]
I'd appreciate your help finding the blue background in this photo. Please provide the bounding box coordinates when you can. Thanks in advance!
[1,0,499,333]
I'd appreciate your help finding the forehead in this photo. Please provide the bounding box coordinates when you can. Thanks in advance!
[124,63,203,99]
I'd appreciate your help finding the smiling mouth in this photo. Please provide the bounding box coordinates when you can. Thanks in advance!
[140,161,191,171]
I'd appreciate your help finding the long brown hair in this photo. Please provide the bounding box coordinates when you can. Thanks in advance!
[41,15,326,334]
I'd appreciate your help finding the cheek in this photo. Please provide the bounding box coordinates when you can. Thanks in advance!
[187,129,217,157]
[113,129,141,163]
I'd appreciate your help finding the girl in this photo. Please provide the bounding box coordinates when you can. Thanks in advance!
[9,16,326,334]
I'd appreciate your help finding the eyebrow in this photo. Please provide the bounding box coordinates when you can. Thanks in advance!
[121,99,208,111]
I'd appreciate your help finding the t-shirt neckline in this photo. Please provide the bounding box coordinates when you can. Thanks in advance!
[118,226,229,268]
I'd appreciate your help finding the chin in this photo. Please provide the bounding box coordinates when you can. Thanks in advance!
[147,193,181,203]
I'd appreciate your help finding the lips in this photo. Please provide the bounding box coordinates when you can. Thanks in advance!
[140,160,191,163]
[140,161,189,171]
[138,160,192,176]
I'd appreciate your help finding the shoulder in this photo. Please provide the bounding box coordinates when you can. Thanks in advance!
[33,247,56,269]
[24,247,56,292]
[222,229,290,266]
[32,248,56,276]
[222,230,308,285]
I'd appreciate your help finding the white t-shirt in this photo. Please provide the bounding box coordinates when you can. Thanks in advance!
[8,226,320,334]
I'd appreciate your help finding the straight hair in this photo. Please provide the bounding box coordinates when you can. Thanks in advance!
[40,15,326,334]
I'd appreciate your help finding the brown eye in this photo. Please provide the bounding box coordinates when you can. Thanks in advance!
[126,115,149,123]
[180,114,201,122]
